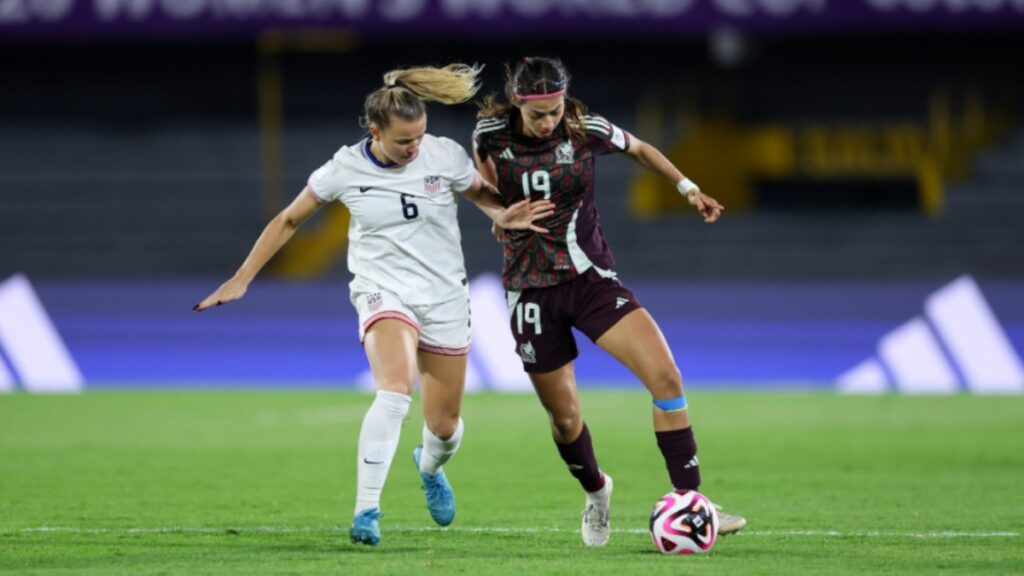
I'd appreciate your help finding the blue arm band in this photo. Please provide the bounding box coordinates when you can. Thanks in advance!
[652,395,687,412]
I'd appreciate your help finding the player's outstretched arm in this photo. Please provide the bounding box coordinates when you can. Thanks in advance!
[623,134,725,224]
[194,187,322,312]
[472,142,509,242]
[462,177,554,234]
[472,141,498,187]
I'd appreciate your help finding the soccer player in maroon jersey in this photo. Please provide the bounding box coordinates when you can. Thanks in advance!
[472,56,744,546]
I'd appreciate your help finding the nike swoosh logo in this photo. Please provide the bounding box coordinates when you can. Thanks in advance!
[359,186,372,193]
[363,459,384,465]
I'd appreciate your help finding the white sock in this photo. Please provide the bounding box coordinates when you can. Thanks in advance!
[586,474,612,502]
[354,390,411,515]
[418,418,464,475]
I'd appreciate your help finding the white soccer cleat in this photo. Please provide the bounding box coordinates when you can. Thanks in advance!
[713,503,747,535]
[581,474,613,547]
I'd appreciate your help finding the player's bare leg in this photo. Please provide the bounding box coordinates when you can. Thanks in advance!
[365,319,419,396]
[530,362,582,444]
[418,350,466,440]
[350,319,419,546]
[531,363,612,546]
[597,308,746,535]
[595,309,687,431]
[414,350,467,526]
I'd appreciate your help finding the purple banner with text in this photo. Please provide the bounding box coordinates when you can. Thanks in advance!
[3,0,1024,40]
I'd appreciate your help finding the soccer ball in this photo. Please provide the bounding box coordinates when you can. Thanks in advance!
[649,490,719,554]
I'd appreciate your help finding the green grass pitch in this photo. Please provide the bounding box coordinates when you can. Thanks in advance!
[1,391,1022,575]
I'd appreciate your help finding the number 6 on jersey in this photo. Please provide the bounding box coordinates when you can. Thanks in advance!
[514,302,542,335]
[400,193,419,220]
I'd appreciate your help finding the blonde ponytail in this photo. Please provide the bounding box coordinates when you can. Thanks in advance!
[384,63,483,105]
[362,63,483,130]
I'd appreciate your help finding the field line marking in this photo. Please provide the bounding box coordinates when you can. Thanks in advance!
[8,526,1019,539]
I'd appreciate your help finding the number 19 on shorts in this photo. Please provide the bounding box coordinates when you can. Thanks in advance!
[514,302,542,335]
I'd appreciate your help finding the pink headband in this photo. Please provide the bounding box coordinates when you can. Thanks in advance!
[514,88,567,101]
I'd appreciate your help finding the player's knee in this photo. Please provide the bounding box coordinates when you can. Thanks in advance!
[648,364,683,397]
[548,409,581,440]
[376,376,415,396]
[426,415,460,440]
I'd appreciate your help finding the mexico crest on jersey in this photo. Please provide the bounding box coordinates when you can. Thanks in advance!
[556,141,575,164]
[424,175,441,195]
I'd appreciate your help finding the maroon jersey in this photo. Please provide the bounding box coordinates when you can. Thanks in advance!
[474,111,631,290]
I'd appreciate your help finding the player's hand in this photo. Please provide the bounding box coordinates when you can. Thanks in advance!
[194,277,249,312]
[497,199,554,233]
[687,189,724,223]
[491,222,507,243]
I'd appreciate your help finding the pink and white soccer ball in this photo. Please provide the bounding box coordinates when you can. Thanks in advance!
[649,490,719,555]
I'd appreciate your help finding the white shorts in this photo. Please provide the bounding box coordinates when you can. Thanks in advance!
[351,287,471,356]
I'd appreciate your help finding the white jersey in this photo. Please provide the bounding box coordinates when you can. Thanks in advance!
[307,134,477,305]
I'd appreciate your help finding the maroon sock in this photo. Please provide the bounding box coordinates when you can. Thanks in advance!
[655,426,701,491]
[555,423,605,492]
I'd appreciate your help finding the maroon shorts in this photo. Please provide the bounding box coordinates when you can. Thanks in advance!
[506,268,643,373]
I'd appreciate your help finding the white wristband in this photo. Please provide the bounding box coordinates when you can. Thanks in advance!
[676,177,699,204]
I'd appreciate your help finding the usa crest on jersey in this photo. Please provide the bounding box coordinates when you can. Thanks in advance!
[424,175,441,195]
[367,292,383,311]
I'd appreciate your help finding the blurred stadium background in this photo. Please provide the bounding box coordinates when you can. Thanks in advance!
[2,1,1023,394]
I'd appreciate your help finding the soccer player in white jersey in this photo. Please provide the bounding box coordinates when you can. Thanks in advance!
[195,64,553,547]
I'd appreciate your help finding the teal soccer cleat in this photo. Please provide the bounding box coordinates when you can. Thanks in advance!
[349,507,382,546]
[413,445,456,526]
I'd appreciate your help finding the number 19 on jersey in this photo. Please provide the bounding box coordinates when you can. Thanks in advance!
[521,170,552,200]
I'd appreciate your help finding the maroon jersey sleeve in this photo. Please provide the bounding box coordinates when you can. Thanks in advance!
[583,114,630,157]
[473,116,509,162]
